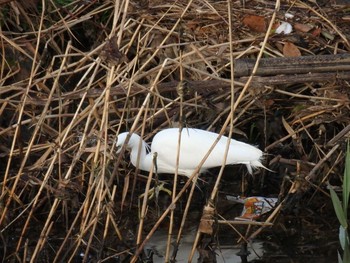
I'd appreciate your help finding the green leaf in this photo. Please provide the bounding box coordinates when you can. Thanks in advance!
[344,244,350,263]
[343,141,350,216]
[329,184,348,228]
[339,225,348,250]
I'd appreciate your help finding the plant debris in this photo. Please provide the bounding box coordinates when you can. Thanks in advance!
[0,0,349,262]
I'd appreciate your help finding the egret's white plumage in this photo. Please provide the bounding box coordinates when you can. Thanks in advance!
[116,128,265,177]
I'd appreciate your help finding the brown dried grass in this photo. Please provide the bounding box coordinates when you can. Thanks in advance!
[0,0,349,261]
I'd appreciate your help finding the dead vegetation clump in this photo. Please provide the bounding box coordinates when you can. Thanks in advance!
[0,0,350,262]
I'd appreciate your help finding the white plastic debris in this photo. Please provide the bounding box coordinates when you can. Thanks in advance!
[285,13,294,19]
[275,21,293,34]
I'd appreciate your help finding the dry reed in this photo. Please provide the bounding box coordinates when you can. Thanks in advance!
[0,0,349,261]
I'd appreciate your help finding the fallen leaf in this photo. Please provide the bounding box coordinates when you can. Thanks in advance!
[186,20,199,31]
[272,22,280,30]
[282,116,297,139]
[100,35,128,66]
[243,15,266,33]
[294,23,313,33]
[311,27,321,37]
[264,99,275,109]
[275,42,284,53]
[283,42,301,57]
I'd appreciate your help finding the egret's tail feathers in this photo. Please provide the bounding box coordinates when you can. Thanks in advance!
[246,160,273,174]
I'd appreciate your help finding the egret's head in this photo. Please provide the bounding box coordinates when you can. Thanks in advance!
[116,132,130,153]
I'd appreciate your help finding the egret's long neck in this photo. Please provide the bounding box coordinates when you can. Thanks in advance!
[129,135,152,172]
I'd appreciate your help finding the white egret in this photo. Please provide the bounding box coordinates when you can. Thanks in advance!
[116,128,265,177]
